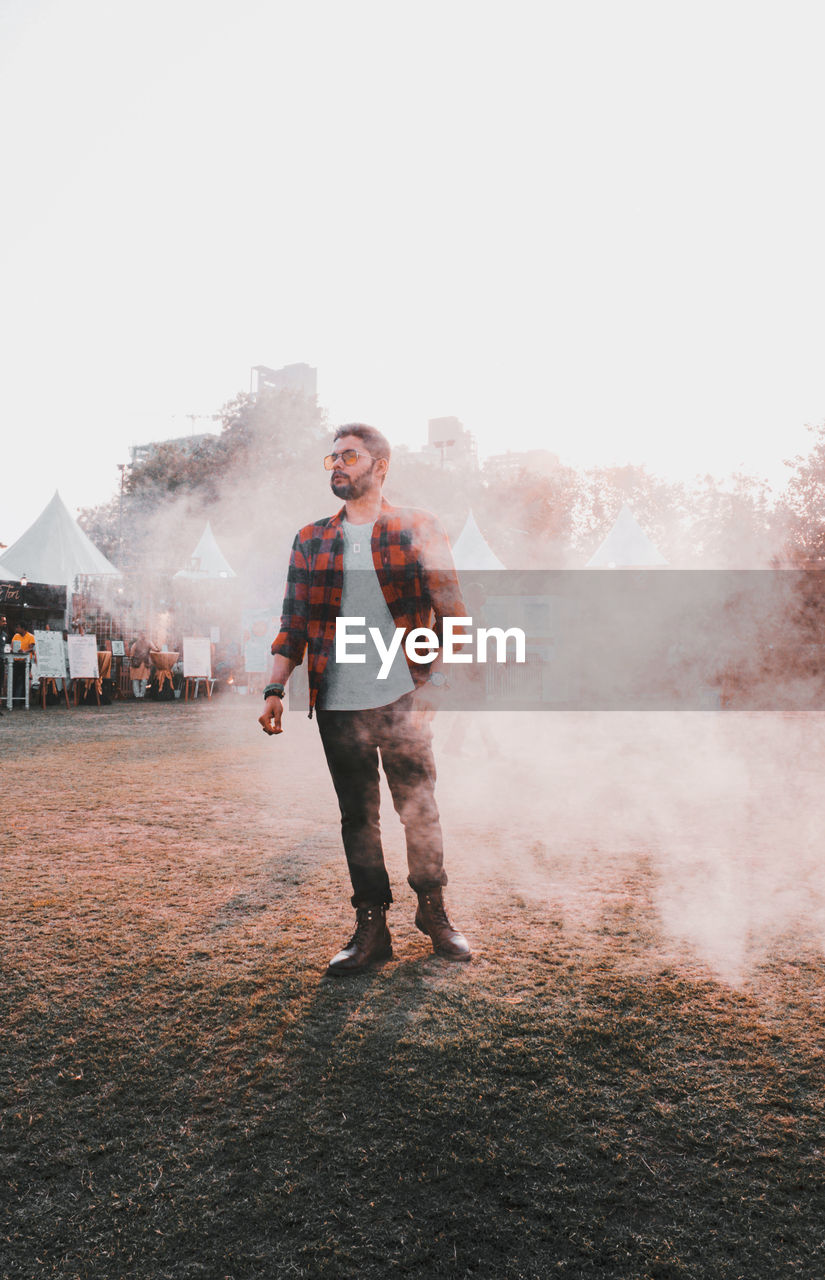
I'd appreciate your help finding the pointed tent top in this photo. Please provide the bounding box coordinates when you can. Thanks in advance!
[451,510,505,570]
[174,521,237,580]
[586,503,668,568]
[0,490,121,585]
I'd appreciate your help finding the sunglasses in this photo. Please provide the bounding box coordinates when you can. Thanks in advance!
[323,449,375,470]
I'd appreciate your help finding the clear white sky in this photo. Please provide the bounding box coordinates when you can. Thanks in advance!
[2,0,824,546]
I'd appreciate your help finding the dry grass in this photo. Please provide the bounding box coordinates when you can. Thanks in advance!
[2,700,824,1278]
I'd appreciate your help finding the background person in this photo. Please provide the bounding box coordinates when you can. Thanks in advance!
[129,632,154,699]
[10,622,35,705]
[12,622,35,653]
[0,614,9,711]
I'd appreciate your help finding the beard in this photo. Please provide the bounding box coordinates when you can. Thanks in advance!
[330,461,377,500]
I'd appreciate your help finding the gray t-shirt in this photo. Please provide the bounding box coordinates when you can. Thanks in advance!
[319,520,415,710]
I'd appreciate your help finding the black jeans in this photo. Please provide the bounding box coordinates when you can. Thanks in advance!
[316,690,448,907]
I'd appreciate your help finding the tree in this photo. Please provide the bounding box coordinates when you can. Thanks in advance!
[778,422,825,565]
[79,388,331,579]
[77,495,123,565]
[684,472,778,568]
[475,457,581,568]
[572,465,689,565]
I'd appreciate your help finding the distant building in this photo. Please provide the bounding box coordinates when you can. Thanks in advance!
[251,362,317,398]
[420,416,478,469]
[129,432,216,468]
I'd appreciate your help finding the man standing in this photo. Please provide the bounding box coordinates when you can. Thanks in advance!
[259,424,471,976]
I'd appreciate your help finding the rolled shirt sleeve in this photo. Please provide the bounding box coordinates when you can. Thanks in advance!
[270,533,310,666]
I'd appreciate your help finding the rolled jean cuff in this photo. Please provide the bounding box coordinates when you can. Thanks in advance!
[351,892,394,909]
[407,872,448,894]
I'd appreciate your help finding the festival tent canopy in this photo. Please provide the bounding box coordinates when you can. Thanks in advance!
[174,522,237,580]
[585,503,668,568]
[451,511,505,570]
[0,560,19,581]
[0,490,121,585]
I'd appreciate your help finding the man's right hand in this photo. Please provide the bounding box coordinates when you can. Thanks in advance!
[259,695,284,736]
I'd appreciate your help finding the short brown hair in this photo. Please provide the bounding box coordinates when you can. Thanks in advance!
[333,423,391,464]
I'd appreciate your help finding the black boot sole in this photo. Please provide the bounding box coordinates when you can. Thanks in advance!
[325,945,394,977]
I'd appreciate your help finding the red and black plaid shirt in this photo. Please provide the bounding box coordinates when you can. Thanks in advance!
[271,498,465,713]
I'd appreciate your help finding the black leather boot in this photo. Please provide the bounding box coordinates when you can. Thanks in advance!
[415,888,471,961]
[326,905,393,976]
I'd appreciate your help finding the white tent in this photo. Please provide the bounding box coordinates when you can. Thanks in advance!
[0,490,121,585]
[174,522,236,580]
[0,560,19,581]
[451,511,505,570]
[586,503,668,568]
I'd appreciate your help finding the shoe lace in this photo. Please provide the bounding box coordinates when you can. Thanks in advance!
[421,894,451,928]
[350,906,383,945]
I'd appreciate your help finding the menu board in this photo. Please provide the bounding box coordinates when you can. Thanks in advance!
[183,637,211,678]
[242,608,277,675]
[243,636,269,674]
[67,634,99,679]
[34,630,67,679]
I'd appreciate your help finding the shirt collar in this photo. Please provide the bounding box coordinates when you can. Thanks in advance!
[329,496,394,529]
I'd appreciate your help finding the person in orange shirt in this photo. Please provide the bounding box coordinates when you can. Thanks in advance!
[10,623,35,704]
[0,614,7,712]
[129,631,156,699]
[12,623,35,652]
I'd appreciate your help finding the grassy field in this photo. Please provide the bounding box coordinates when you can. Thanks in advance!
[2,700,824,1278]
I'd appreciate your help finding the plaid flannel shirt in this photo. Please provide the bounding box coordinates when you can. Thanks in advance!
[271,498,466,715]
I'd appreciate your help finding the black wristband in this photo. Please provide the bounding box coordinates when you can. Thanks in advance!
[263,682,285,700]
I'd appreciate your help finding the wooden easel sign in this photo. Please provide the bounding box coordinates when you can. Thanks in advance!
[68,633,101,706]
[33,630,70,709]
[183,636,212,700]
